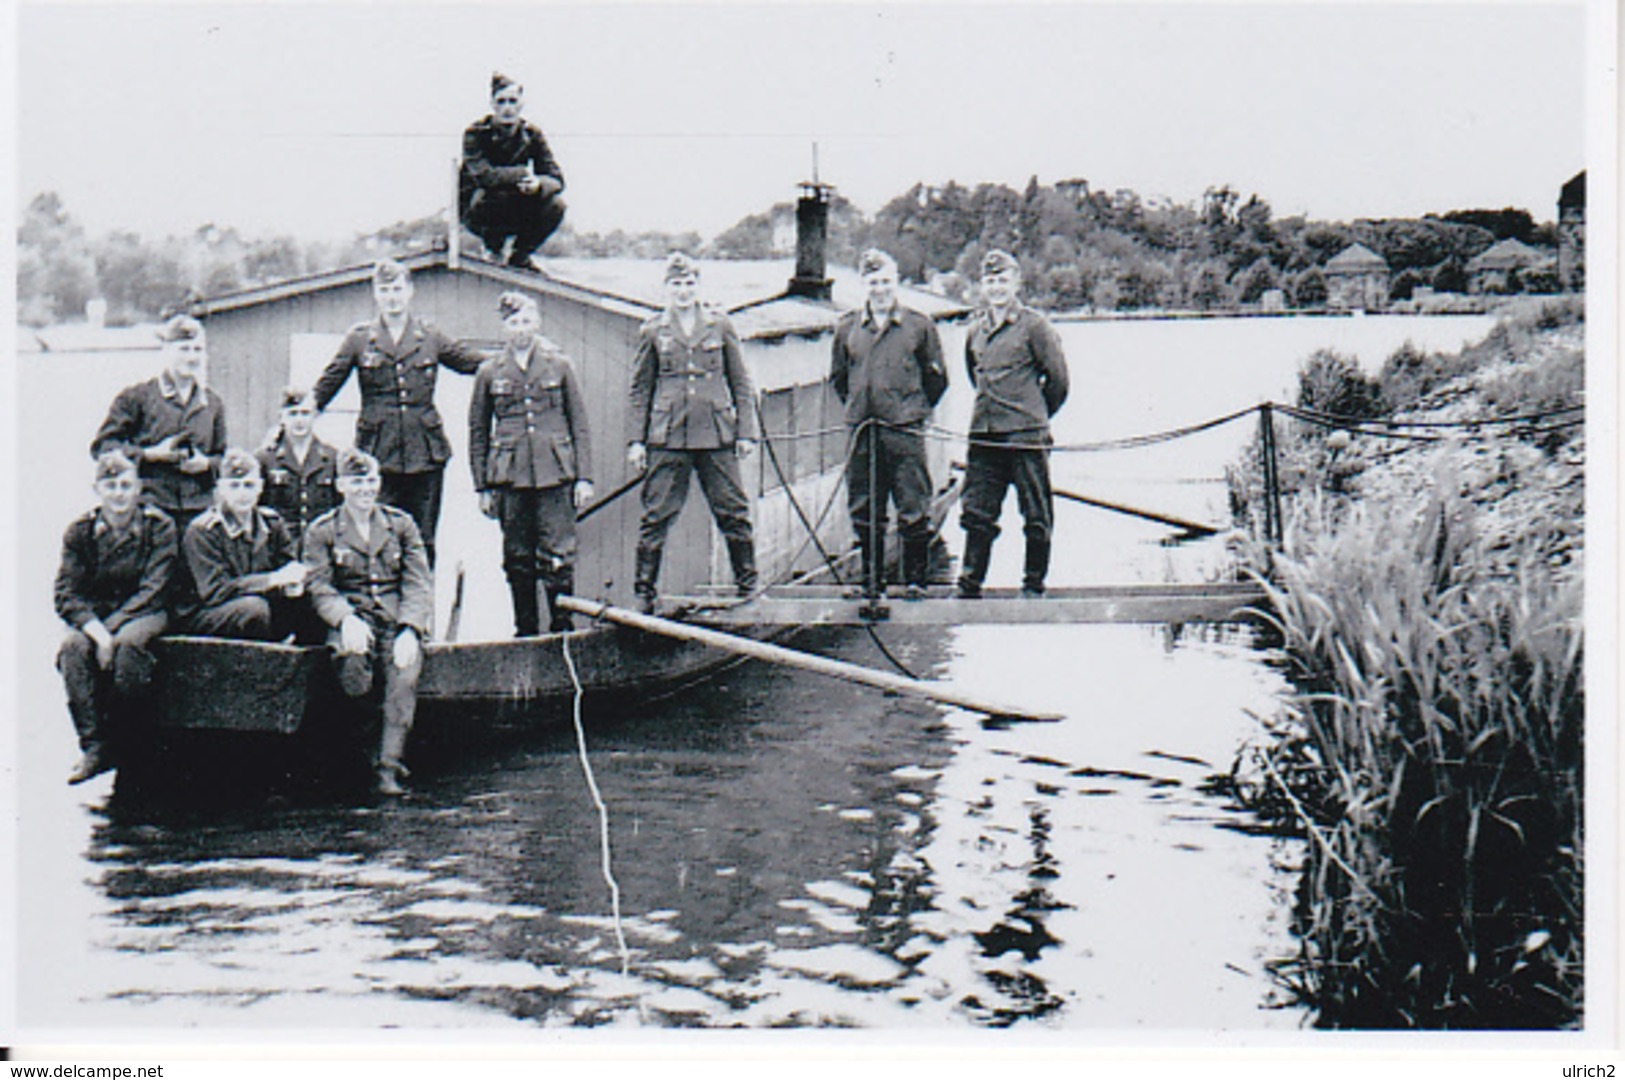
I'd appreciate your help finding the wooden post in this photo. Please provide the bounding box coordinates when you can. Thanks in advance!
[1259,403,1283,546]
[447,157,461,271]
[555,596,1062,722]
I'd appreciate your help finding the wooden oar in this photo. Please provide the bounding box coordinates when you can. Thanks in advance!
[444,560,467,643]
[576,474,644,523]
[1052,485,1218,537]
[555,596,1062,722]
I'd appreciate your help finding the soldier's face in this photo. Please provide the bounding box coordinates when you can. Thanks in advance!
[503,307,541,344]
[864,267,898,312]
[218,474,263,516]
[373,277,413,318]
[282,397,317,440]
[165,336,207,383]
[95,470,141,517]
[980,269,1019,307]
[493,86,525,125]
[339,471,381,512]
[666,273,699,309]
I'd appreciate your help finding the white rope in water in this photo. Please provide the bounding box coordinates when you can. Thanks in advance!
[561,633,631,977]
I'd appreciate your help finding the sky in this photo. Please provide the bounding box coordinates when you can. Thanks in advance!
[12,2,1594,244]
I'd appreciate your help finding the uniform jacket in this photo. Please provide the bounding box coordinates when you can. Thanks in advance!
[256,434,339,547]
[830,303,948,426]
[183,504,298,611]
[54,505,177,633]
[91,372,228,513]
[965,305,1070,444]
[469,338,593,491]
[459,116,565,214]
[304,505,433,637]
[628,307,759,450]
[312,315,484,474]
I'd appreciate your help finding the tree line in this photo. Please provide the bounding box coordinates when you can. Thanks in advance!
[18,179,1561,326]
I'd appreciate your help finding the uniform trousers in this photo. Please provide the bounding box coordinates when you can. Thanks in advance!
[466,192,567,264]
[637,448,753,551]
[960,436,1054,544]
[846,423,933,546]
[381,469,443,567]
[329,613,422,764]
[498,486,577,587]
[56,611,169,752]
[188,594,316,642]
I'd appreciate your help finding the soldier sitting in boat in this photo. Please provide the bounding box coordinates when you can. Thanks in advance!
[53,451,178,784]
[959,249,1070,599]
[255,387,339,551]
[830,247,949,599]
[91,313,227,543]
[304,448,433,796]
[469,291,594,636]
[459,71,567,270]
[310,258,484,568]
[627,252,759,614]
[182,449,310,642]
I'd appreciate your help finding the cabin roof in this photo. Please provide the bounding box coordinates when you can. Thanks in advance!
[20,322,165,353]
[1467,238,1545,270]
[1324,243,1388,273]
[193,249,969,342]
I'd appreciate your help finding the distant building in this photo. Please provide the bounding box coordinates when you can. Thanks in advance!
[1467,238,1546,294]
[1324,243,1389,310]
[1558,170,1585,291]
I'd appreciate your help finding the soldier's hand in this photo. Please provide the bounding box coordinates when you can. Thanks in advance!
[535,176,562,199]
[339,614,372,655]
[178,449,211,474]
[573,480,595,509]
[145,434,185,464]
[626,443,647,474]
[479,491,499,519]
[84,621,115,669]
[393,628,421,670]
[517,174,541,195]
[737,438,757,460]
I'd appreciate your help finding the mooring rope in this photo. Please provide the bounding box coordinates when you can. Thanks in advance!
[561,633,631,977]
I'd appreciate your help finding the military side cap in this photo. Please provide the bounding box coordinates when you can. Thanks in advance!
[498,290,538,319]
[372,258,410,286]
[858,248,896,276]
[95,449,138,481]
[492,71,519,95]
[337,448,380,478]
[158,314,204,342]
[664,252,700,282]
[981,249,1020,278]
[280,386,315,409]
[218,448,261,481]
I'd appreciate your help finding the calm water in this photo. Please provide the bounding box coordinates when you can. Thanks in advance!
[13,312,1497,1033]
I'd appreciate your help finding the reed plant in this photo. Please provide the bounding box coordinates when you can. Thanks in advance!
[1247,479,1583,1027]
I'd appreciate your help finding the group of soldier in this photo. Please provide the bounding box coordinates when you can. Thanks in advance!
[52,69,1070,797]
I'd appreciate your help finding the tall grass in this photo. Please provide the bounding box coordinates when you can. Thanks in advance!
[1249,480,1583,1027]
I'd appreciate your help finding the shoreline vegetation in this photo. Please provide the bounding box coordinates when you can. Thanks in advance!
[1226,295,1585,1028]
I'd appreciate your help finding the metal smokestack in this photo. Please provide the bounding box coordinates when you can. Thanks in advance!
[787,180,834,301]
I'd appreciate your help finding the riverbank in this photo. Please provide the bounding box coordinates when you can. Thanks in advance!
[1227,295,1585,1028]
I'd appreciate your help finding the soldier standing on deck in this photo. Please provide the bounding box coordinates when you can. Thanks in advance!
[626,253,759,614]
[830,248,948,599]
[469,291,594,637]
[304,449,434,797]
[459,72,567,270]
[54,451,177,784]
[311,259,484,568]
[256,388,339,551]
[958,250,1070,599]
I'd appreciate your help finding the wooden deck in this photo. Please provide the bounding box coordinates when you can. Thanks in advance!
[673,582,1271,627]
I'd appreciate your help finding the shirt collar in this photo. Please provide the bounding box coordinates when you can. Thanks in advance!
[862,303,903,330]
[158,369,200,403]
[983,303,1022,331]
[93,508,140,538]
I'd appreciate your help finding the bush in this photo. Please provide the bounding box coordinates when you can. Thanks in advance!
[1377,340,1473,414]
[1297,349,1383,420]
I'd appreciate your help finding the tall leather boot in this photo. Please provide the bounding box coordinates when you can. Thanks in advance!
[65,698,113,784]
[376,713,412,797]
[727,538,758,597]
[902,536,930,596]
[633,543,662,614]
[1022,536,1052,597]
[957,531,994,599]
[507,572,540,637]
[545,570,575,634]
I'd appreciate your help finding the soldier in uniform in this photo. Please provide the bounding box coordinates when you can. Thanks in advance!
[183,449,309,641]
[311,259,484,568]
[626,253,759,613]
[959,250,1070,598]
[830,248,948,599]
[469,291,594,636]
[91,314,227,543]
[459,72,567,269]
[255,387,339,551]
[304,449,434,796]
[54,451,177,784]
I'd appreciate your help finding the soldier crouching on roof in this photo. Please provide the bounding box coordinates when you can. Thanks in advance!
[304,449,434,797]
[310,259,484,569]
[54,451,177,784]
[469,291,594,636]
[459,71,567,270]
[183,449,311,642]
[627,253,759,614]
